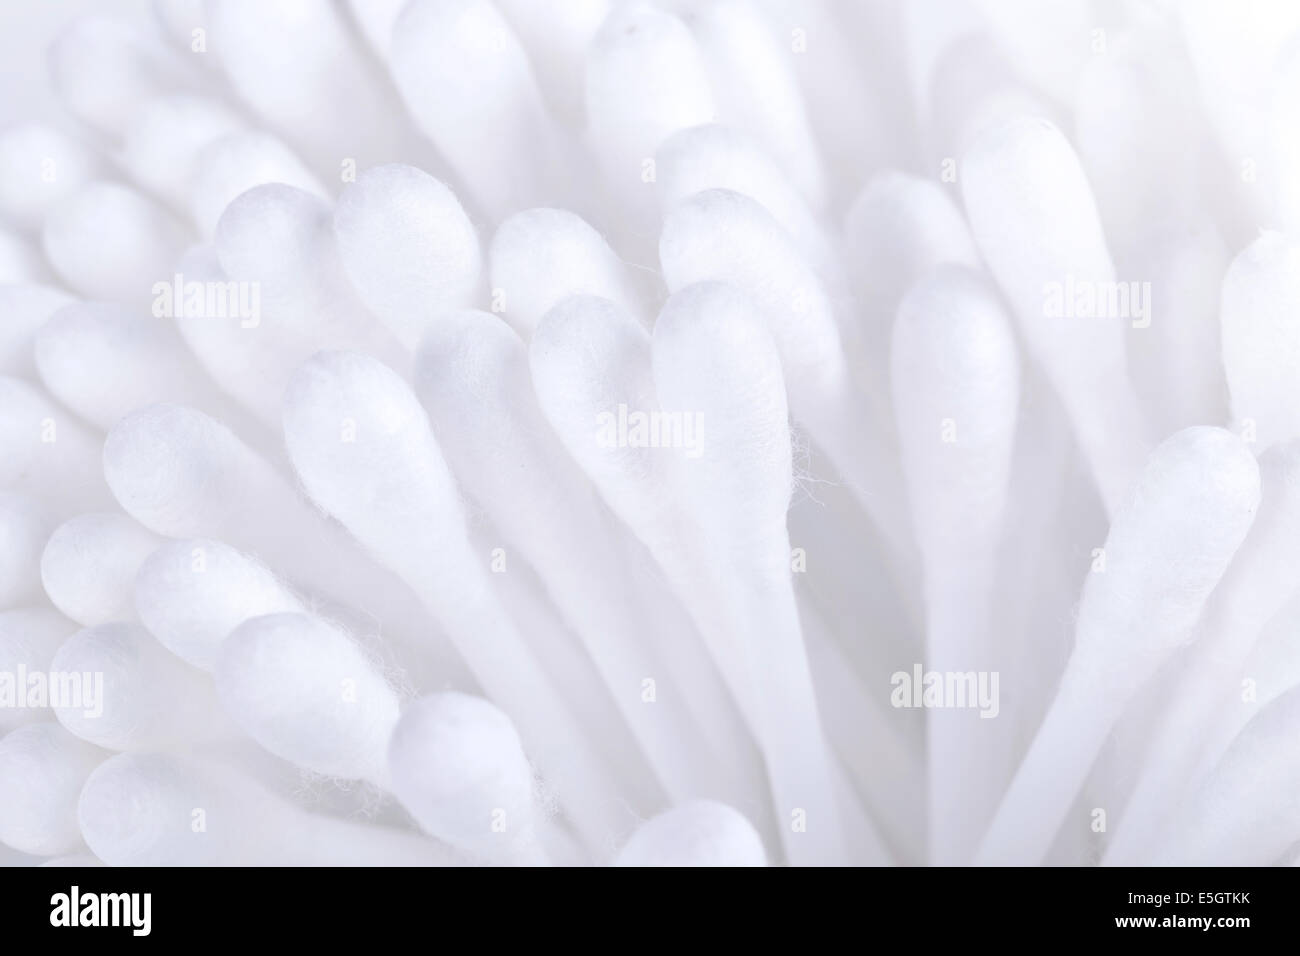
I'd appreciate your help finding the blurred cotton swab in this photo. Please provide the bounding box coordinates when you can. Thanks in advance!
[1104,440,1300,864]
[843,170,980,394]
[585,3,715,237]
[34,301,265,438]
[102,403,457,689]
[495,0,610,127]
[0,376,113,514]
[961,116,1149,516]
[119,94,243,212]
[1146,688,1300,866]
[976,428,1259,865]
[42,182,189,305]
[0,123,104,231]
[0,285,75,378]
[414,309,760,807]
[78,752,455,866]
[0,723,105,856]
[0,609,79,731]
[0,496,56,608]
[678,0,825,208]
[489,208,644,336]
[48,15,198,138]
[281,350,639,848]
[389,0,568,221]
[656,123,836,283]
[40,513,162,626]
[1220,231,1300,450]
[207,0,405,171]
[891,266,1020,864]
[189,131,328,237]
[50,622,229,752]
[615,800,767,867]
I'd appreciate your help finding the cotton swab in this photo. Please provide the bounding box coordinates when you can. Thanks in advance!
[584,3,716,234]
[843,170,980,371]
[1103,440,1300,864]
[41,182,190,305]
[1072,28,1204,271]
[214,183,405,373]
[488,208,644,336]
[1209,594,1300,757]
[0,609,79,731]
[189,131,329,237]
[161,245,284,427]
[462,512,665,814]
[389,0,568,221]
[0,123,103,232]
[975,427,1259,865]
[413,309,759,807]
[333,163,483,350]
[40,513,162,626]
[215,612,402,785]
[494,0,611,128]
[119,94,243,211]
[615,800,767,867]
[133,537,305,672]
[388,692,551,866]
[656,123,836,283]
[102,404,454,688]
[0,376,114,514]
[1124,218,1230,437]
[1146,688,1300,866]
[50,621,228,752]
[48,15,197,137]
[961,116,1149,516]
[967,0,1091,107]
[927,36,1056,170]
[34,301,265,438]
[280,350,637,848]
[1220,231,1300,450]
[345,0,407,58]
[677,0,826,208]
[78,752,456,867]
[652,280,847,866]
[891,266,1021,864]
[659,188,912,561]
[528,295,770,740]
[0,284,74,378]
[0,723,105,856]
[206,0,404,172]
[0,495,57,610]
[0,228,51,284]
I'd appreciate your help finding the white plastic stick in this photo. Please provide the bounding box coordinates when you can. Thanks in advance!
[975,428,1259,865]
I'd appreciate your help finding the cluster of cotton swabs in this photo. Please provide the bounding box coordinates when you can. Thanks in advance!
[2,0,1300,867]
